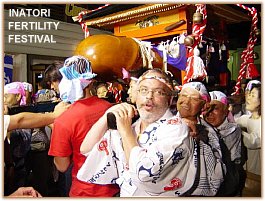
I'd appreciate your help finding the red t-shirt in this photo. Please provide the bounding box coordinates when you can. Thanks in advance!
[48,96,119,197]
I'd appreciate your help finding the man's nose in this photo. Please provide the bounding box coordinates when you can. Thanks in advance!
[146,90,154,99]
[51,84,57,91]
[182,96,192,103]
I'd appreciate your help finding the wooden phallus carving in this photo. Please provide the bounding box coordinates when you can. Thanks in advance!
[74,35,165,81]
[74,35,143,80]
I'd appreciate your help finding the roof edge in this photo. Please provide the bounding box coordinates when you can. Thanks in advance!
[75,4,187,27]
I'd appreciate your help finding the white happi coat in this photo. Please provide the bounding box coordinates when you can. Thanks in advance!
[77,109,197,196]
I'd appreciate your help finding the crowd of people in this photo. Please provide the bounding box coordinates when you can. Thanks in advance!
[4,55,261,197]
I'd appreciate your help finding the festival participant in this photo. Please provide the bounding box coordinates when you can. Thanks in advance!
[34,79,58,103]
[4,82,34,193]
[236,80,261,196]
[48,55,119,197]
[78,69,198,196]
[176,82,224,196]
[95,82,116,103]
[204,91,241,161]
[43,61,64,94]
[26,83,67,196]
[203,91,243,196]
[96,82,108,99]
[4,82,69,195]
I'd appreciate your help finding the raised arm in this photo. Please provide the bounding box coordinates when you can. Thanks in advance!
[114,112,137,162]
[111,103,138,161]
[80,114,108,155]
[80,103,137,155]
[8,101,70,131]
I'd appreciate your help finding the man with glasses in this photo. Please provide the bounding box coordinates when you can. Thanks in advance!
[78,69,197,196]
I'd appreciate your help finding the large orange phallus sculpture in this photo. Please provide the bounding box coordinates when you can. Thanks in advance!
[74,34,149,80]
[74,34,165,81]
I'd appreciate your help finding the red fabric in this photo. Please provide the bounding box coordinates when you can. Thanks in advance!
[247,63,260,79]
[219,73,228,86]
[48,96,119,197]
[233,5,258,95]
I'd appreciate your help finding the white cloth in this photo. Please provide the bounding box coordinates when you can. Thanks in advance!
[59,78,87,103]
[189,140,224,196]
[78,110,198,196]
[236,115,261,175]
[209,91,228,105]
[77,129,125,184]
[4,115,10,139]
[182,117,224,196]
[200,118,223,161]
[217,118,242,162]
[58,55,97,103]
[182,82,210,102]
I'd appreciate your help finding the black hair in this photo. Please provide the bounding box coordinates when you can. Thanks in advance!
[129,67,149,79]
[38,79,50,89]
[44,61,64,83]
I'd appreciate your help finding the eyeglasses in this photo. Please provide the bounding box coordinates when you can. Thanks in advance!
[178,93,204,102]
[138,87,168,97]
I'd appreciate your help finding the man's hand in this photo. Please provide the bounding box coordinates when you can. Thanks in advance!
[108,103,138,162]
[183,118,209,143]
[105,103,137,118]
[8,187,42,197]
[182,118,198,139]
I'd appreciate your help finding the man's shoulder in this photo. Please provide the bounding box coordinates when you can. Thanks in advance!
[218,119,241,132]
[236,114,251,122]
[165,115,183,126]
[55,97,110,122]
[156,115,189,138]
[68,97,111,111]
[79,96,112,108]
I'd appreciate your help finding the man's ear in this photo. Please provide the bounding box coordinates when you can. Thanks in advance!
[200,101,209,114]
[169,96,174,106]
[16,93,22,103]
[224,105,229,116]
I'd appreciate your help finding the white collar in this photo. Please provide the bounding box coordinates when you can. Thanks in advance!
[133,109,173,135]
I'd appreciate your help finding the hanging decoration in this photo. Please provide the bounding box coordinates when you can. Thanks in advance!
[152,33,187,71]
[185,47,207,82]
[232,4,260,95]
[107,82,123,103]
[77,4,111,38]
[168,37,180,58]
[183,4,207,84]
